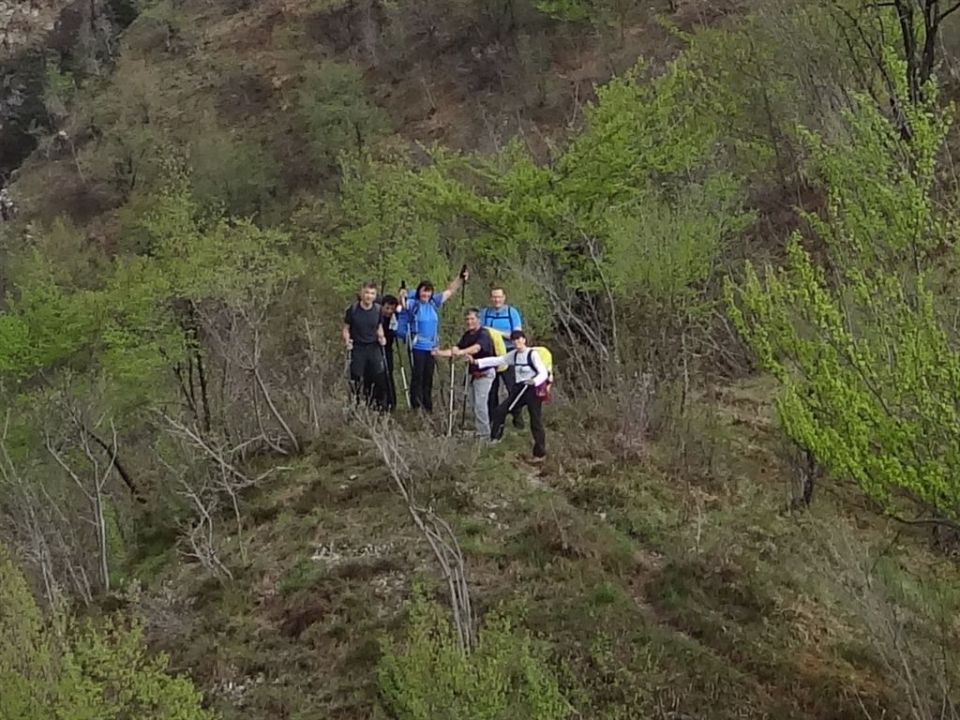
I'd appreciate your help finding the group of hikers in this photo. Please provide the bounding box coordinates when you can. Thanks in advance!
[341,269,551,461]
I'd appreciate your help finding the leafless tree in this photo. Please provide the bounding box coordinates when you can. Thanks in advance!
[158,411,279,568]
[195,299,302,455]
[826,530,960,720]
[43,421,118,594]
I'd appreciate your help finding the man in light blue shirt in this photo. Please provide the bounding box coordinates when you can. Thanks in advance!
[480,286,524,428]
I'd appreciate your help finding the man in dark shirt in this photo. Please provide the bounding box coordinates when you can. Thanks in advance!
[342,282,388,410]
[377,295,399,410]
[434,308,495,437]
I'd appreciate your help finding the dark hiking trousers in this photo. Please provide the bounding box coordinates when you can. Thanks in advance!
[410,349,436,412]
[491,383,546,458]
[350,343,387,410]
[488,366,522,425]
[375,346,396,411]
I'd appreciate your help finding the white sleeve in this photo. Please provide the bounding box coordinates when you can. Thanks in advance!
[530,350,548,386]
[475,354,508,370]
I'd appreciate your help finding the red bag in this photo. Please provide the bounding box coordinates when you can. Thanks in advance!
[535,382,552,403]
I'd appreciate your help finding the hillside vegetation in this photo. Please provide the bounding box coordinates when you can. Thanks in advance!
[1,0,960,718]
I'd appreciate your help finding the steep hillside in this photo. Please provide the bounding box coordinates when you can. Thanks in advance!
[1,0,959,718]
[127,383,960,719]
[7,0,687,226]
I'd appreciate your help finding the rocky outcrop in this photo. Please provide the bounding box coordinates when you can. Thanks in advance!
[0,0,135,178]
[0,0,72,61]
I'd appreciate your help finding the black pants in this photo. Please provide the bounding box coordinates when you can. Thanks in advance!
[488,366,522,423]
[491,383,546,458]
[410,349,436,411]
[350,343,388,410]
[375,346,396,411]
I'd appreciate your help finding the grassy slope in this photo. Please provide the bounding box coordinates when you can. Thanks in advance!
[125,379,959,719]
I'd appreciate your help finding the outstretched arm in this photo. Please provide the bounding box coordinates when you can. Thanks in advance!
[473,354,508,370]
[440,268,469,303]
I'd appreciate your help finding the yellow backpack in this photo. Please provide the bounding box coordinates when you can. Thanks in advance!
[531,346,554,386]
[485,328,509,373]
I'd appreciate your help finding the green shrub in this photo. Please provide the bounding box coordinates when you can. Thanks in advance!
[379,591,570,720]
[0,547,217,720]
[299,61,389,167]
[726,75,960,520]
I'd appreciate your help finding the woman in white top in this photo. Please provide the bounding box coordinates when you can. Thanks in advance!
[469,330,548,461]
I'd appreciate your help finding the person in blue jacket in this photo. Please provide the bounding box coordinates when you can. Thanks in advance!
[481,286,525,428]
[398,270,468,411]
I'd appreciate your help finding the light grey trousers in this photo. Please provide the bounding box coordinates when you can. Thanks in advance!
[470,371,495,437]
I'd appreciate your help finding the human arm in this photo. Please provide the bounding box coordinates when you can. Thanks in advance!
[439,267,469,303]
[510,306,523,332]
[457,343,482,356]
[377,322,386,346]
[342,306,353,349]
[472,354,509,370]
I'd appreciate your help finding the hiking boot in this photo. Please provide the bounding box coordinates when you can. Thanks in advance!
[512,415,525,429]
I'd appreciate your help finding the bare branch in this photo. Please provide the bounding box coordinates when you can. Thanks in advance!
[365,417,475,651]
[938,0,960,22]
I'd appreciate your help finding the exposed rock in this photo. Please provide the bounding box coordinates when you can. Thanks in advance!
[0,0,72,60]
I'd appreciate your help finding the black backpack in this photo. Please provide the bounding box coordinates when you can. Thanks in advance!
[346,302,382,331]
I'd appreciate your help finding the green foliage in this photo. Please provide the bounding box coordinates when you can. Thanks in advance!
[187,118,280,217]
[0,547,52,720]
[298,61,390,167]
[0,547,216,720]
[535,0,637,40]
[56,618,214,720]
[727,83,960,520]
[77,58,173,200]
[421,59,750,371]
[306,153,450,295]
[0,266,102,380]
[379,591,570,720]
[44,59,77,120]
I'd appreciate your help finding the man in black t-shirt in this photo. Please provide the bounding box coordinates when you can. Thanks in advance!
[434,308,495,437]
[376,295,399,410]
[342,282,388,409]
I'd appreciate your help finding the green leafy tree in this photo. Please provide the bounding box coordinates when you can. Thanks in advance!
[310,153,450,295]
[379,591,570,720]
[535,0,637,42]
[299,61,390,168]
[187,117,281,217]
[0,547,217,720]
[726,77,960,520]
[420,60,750,381]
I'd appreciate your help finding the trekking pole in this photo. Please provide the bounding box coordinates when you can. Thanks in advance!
[507,383,529,414]
[446,358,456,436]
[344,347,354,407]
[380,344,397,411]
[460,364,470,434]
[400,279,415,407]
[395,341,411,408]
